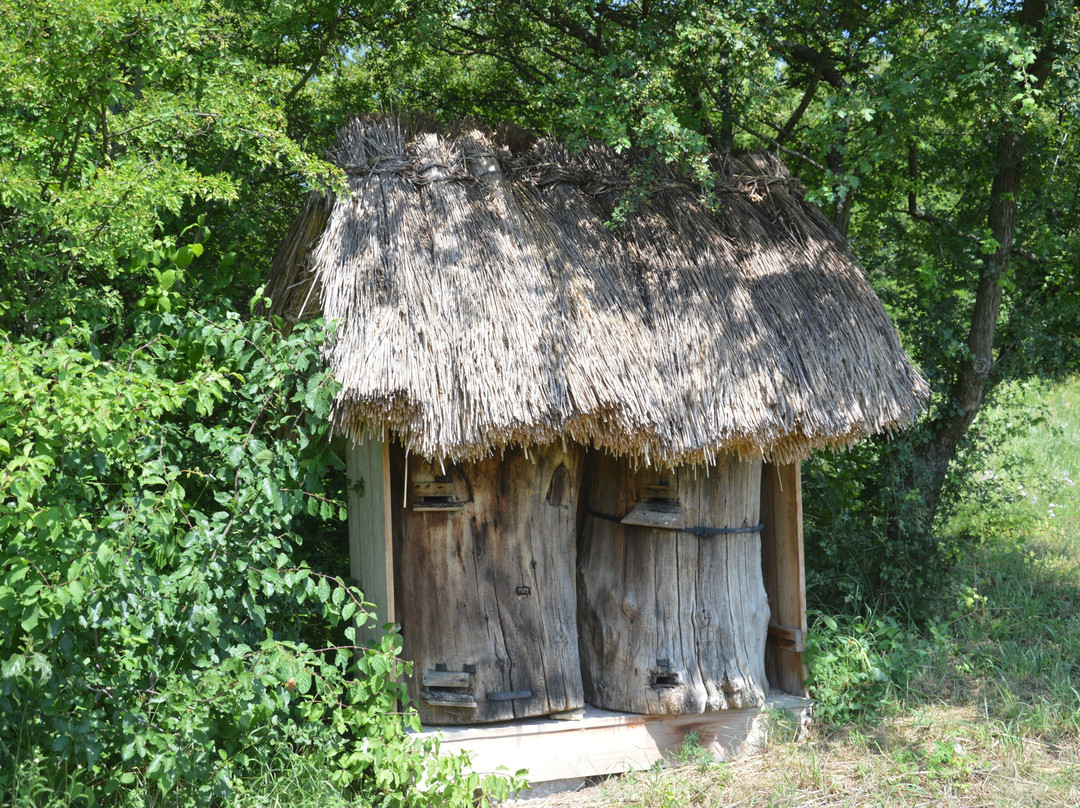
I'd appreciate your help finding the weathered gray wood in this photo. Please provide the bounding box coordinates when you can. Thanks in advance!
[422,691,478,708]
[346,438,394,643]
[578,451,770,715]
[392,444,585,724]
[760,461,807,695]
[620,502,686,529]
[422,670,472,688]
[639,484,678,500]
[410,501,467,512]
[488,689,534,701]
[413,481,457,497]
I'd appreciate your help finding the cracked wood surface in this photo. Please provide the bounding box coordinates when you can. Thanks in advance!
[577,452,769,714]
[392,444,585,724]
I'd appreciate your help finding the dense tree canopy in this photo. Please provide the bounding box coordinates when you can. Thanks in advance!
[1,0,1079,802]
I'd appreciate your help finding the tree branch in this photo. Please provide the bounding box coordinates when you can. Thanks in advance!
[282,12,344,108]
[778,40,850,90]
[777,56,824,144]
[735,120,827,172]
[523,0,611,56]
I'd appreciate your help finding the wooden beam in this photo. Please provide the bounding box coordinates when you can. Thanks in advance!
[767,622,805,653]
[759,462,807,696]
[421,670,473,688]
[346,438,394,643]
[420,694,812,783]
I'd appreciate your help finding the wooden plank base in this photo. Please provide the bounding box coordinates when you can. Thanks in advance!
[417,693,812,784]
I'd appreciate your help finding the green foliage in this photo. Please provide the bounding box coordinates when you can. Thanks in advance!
[807,376,1080,734]
[0,302,519,805]
[804,611,939,729]
[0,2,531,802]
[802,437,953,615]
[0,0,342,335]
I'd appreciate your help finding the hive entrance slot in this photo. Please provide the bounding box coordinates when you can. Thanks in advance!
[421,667,477,708]
[622,482,685,529]
[412,475,466,511]
[650,659,681,690]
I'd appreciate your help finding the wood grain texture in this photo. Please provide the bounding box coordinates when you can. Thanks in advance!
[760,461,807,696]
[423,694,813,782]
[392,444,585,724]
[578,452,770,715]
[346,439,395,644]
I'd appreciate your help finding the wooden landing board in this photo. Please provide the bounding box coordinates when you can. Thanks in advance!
[419,694,812,784]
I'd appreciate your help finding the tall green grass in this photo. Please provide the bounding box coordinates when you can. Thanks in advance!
[926,378,1080,737]
[808,377,1080,735]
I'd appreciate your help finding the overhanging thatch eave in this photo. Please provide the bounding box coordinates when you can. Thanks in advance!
[267,115,928,466]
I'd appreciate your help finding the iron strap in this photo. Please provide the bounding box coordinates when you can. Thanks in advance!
[586,507,765,538]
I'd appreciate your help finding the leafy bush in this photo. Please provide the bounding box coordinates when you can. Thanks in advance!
[802,436,955,617]
[804,611,940,728]
[0,308,519,806]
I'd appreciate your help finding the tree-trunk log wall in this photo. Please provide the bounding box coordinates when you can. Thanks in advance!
[391,444,585,724]
[577,451,770,715]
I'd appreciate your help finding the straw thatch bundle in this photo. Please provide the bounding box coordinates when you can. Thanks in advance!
[268,115,927,466]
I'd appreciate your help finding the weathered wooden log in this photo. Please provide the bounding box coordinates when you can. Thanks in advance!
[577,451,770,714]
[391,444,585,724]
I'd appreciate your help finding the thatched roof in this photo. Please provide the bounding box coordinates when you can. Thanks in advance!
[268,115,927,466]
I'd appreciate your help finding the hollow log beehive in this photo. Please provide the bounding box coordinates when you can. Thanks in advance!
[267,115,930,729]
[390,444,584,724]
[578,452,769,714]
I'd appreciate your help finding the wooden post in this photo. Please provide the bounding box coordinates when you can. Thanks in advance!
[759,461,807,696]
[346,438,395,643]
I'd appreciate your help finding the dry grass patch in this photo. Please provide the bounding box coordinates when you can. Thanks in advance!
[525,707,1080,807]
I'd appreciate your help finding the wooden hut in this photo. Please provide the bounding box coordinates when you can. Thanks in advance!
[267,116,927,742]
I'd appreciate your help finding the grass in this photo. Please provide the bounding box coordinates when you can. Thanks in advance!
[526,376,1080,807]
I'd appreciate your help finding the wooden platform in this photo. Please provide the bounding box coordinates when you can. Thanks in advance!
[417,692,812,784]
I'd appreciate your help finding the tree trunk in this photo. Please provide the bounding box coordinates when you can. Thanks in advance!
[911,0,1050,512]
[914,131,1023,512]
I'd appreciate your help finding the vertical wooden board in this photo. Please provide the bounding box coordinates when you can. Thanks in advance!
[526,456,586,712]
[578,453,769,715]
[760,462,807,696]
[467,448,584,720]
[347,439,394,643]
[396,445,584,724]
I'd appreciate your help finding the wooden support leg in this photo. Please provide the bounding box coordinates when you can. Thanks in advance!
[759,462,807,696]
